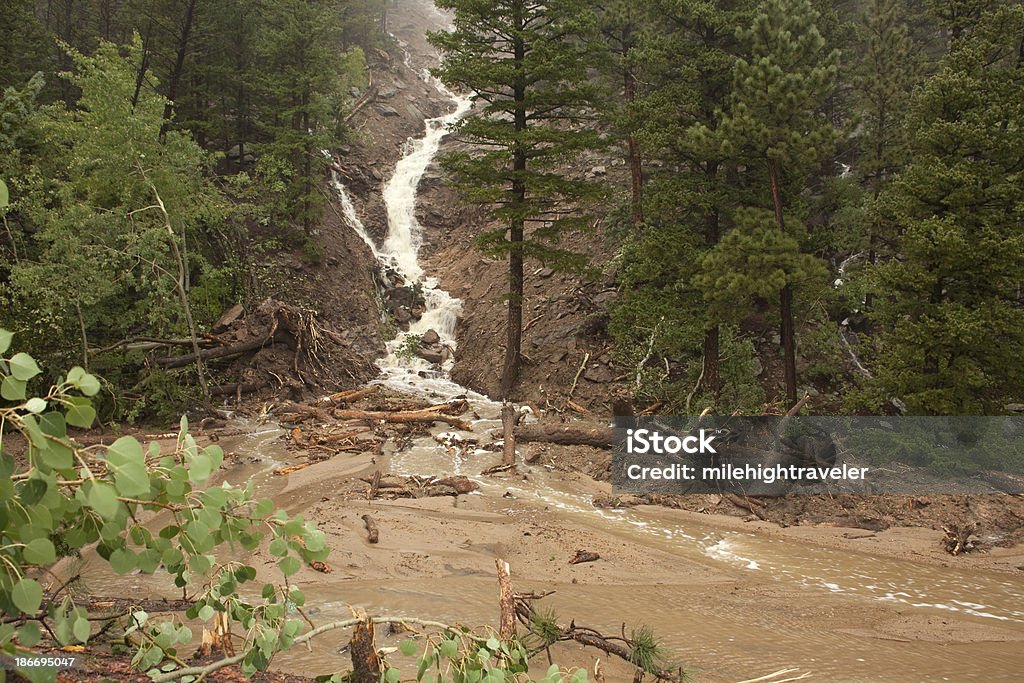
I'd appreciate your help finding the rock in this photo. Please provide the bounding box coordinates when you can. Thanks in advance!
[419,346,444,364]
[538,268,555,278]
[406,104,424,121]
[583,364,614,383]
[421,329,440,345]
[378,105,400,117]
[213,303,244,332]
[393,307,412,324]
[227,144,242,159]
[593,290,616,305]
[771,333,782,345]
[801,386,821,398]
[369,167,383,181]
[589,165,607,177]
[378,86,397,99]
[1005,404,1024,413]
[752,357,764,376]
[348,86,361,98]
[549,351,567,363]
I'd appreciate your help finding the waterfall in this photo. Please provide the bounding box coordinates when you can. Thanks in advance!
[331,72,475,399]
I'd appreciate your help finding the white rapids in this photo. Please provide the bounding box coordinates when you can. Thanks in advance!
[331,70,475,401]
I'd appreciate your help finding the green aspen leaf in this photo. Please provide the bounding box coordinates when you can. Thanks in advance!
[399,639,419,656]
[66,366,85,384]
[198,605,216,622]
[188,452,212,483]
[439,638,458,659]
[65,397,96,428]
[107,436,149,496]
[87,482,120,519]
[0,179,8,208]
[1,375,26,401]
[8,352,41,381]
[24,397,47,413]
[72,616,91,643]
[269,538,288,557]
[278,556,300,577]
[23,538,56,565]
[486,636,500,651]
[109,547,137,574]
[572,668,588,682]
[18,621,42,647]
[288,587,304,606]
[77,373,101,397]
[11,578,43,614]
[0,329,12,354]
[385,669,400,683]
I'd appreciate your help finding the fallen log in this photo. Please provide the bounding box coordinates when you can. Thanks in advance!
[362,514,379,544]
[274,462,312,476]
[333,406,471,430]
[155,335,271,369]
[513,424,613,449]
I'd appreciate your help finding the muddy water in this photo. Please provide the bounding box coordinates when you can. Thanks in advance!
[79,421,1024,681]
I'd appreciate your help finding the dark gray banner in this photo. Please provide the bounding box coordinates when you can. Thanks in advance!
[612,417,1024,495]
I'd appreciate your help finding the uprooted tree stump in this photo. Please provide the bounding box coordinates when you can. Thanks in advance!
[942,522,980,555]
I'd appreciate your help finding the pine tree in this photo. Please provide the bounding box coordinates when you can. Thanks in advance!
[718,0,839,406]
[867,4,1024,414]
[430,0,604,397]
[850,0,919,307]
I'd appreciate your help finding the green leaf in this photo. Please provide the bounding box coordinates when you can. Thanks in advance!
[23,538,56,565]
[0,179,8,209]
[385,669,400,683]
[11,578,43,614]
[399,639,419,656]
[278,556,300,577]
[109,547,136,574]
[1,375,26,401]
[0,329,11,355]
[17,621,42,647]
[25,397,47,413]
[78,373,101,397]
[198,605,216,622]
[8,352,41,381]
[268,538,288,557]
[107,436,150,497]
[439,638,458,660]
[87,482,120,519]
[65,397,96,428]
[73,616,91,643]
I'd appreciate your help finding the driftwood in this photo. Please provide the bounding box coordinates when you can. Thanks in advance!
[367,470,382,500]
[514,424,613,449]
[724,493,768,520]
[569,550,600,565]
[362,514,380,544]
[333,404,471,430]
[209,382,260,396]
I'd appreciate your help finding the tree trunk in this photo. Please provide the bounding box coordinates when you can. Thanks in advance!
[624,60,643,228]
[768,158,798,407]
[500,23,528,398]
[702,166,721,400]
[160,0,197,139]
[513,424,613,448]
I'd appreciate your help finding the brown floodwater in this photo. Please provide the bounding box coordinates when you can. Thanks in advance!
[76,412,1024,681]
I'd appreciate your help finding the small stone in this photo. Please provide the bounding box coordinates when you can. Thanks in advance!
[752,357,764,376]
[583,365,614,383]
[539,268,555,278]
[590,165,607,176]
[378,105,400,117]
[421,329,441,345]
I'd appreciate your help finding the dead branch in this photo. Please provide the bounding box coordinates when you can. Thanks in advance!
[496,559,515,640]
[332,405,471,430]
[568,352,590,399]
[350,610,381,683]
[155,335,272,369]
[569,550,600,565]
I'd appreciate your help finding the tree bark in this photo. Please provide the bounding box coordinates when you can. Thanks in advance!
[768,157,798,407]
[501,401,517,466]
[349,612,381,683]
[362,514,379,544]
[155,335,271,369]
[496,559,516,640]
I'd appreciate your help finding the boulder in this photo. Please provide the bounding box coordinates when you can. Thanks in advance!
[419,346,444,364]
[378,105,400,117]
[421,329,441,345]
